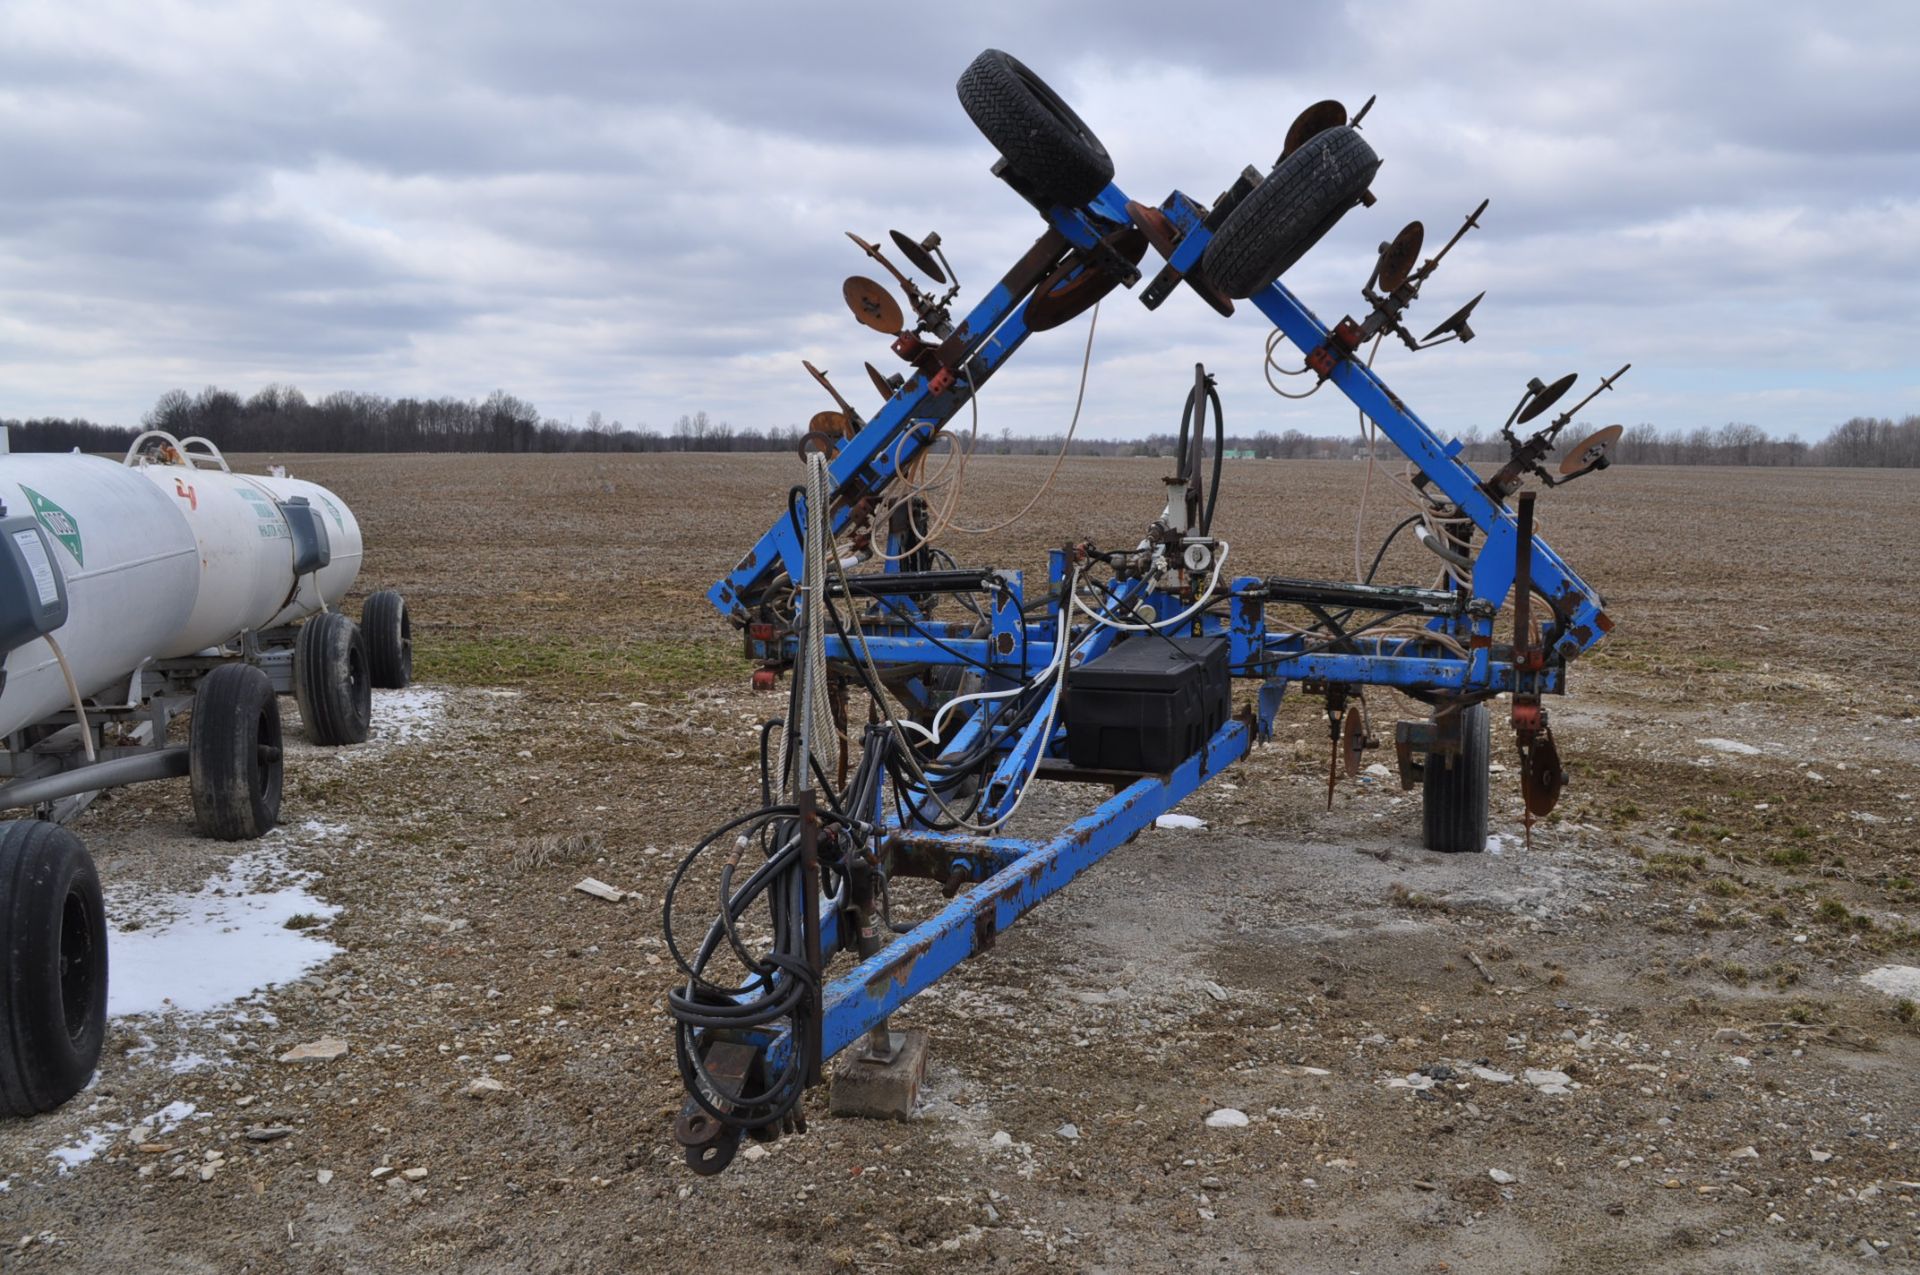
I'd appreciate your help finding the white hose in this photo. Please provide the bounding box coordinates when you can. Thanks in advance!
[898,599,1081,745]
[830,547,1078,834]
[43,633,97,763]
[1071,541,1231,634]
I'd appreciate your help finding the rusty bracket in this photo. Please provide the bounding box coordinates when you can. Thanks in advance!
[1137,179,1254,314]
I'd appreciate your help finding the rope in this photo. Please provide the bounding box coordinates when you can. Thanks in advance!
[777,452,837,797]
[861,299,1102,563]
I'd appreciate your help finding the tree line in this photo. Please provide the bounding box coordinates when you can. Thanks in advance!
[3,384,1916,468]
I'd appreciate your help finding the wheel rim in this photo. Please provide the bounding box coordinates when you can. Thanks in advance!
[254,698,284,801]
[59,885,97,1043]
[348,642,369,701]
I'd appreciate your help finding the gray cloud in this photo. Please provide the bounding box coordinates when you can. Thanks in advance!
[1,0,1915,440]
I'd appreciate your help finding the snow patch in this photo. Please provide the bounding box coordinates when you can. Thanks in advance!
[367,686,446,745]
[1485,833,1515,856]
[47,1126,118,1173]
[1861,966,1920,1000]
[1155,813,1207,831]
[1697,737,1762,756]
[147,1100,199,1134]
[107,844,340,1019]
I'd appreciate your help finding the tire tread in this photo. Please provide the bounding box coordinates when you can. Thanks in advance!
[362,590,412,689]
[1422,702,1490,854]
[190,662,282,840]
[956,49,1113,207]
[295,612,372,746]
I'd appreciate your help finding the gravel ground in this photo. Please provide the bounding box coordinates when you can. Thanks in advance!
[1,454,1917,1273]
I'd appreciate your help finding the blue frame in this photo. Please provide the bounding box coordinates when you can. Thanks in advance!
[696,164,1611,1090]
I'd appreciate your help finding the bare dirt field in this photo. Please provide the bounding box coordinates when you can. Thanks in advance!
[2,453,1918,1273]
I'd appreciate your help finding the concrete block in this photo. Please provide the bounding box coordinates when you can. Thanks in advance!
[828,1029,930,1121]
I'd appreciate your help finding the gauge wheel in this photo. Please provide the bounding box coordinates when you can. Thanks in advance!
[957,49,1114,207]
[1201,125,1380,299]
[1422,702,1489,854]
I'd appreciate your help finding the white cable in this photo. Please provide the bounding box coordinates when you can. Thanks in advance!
[944,302,1099,536]
[913,607,1078,743]
[829,547,1079,834]
[1071,541,1230,633]
[971,610,1073,832]
[864,298,1101,564]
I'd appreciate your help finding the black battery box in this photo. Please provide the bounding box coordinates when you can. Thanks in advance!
[1064,634,1229,774]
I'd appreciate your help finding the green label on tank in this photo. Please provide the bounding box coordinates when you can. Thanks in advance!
[19,486,82,567]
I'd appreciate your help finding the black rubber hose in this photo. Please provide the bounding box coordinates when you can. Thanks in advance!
[1366,514,1427,584]
[1172,375,1224,536]
[1202,380,1223,537]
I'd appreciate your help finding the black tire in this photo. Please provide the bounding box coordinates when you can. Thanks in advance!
[1423,702,1489,854]
[0,820,107,1117]
[294,612,371,747]
[191,662,284,840]
[361,590,412,690]
[1201,125,1381,299]
[957,49,1114,207]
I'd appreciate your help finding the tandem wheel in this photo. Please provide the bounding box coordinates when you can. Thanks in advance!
[0,820,107,1118]
[295,611,372,746]
[191,661,285,840]
[360,590,412,690]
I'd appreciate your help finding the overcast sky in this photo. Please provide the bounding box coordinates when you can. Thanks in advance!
[3,1,1916,440]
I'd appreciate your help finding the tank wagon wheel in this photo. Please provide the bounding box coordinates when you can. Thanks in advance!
[0,820,108,1117]
[191,662,285,840]
[956,49,1115,207]
[294,612,372,747]
[361,590,413,690]
[1423,701,1490,854]
[1200,125,1381,299]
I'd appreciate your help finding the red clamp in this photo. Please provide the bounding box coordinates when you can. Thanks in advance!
[1304,318,1364,380]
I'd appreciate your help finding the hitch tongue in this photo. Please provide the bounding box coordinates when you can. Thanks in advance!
[672,1038,763,1175]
